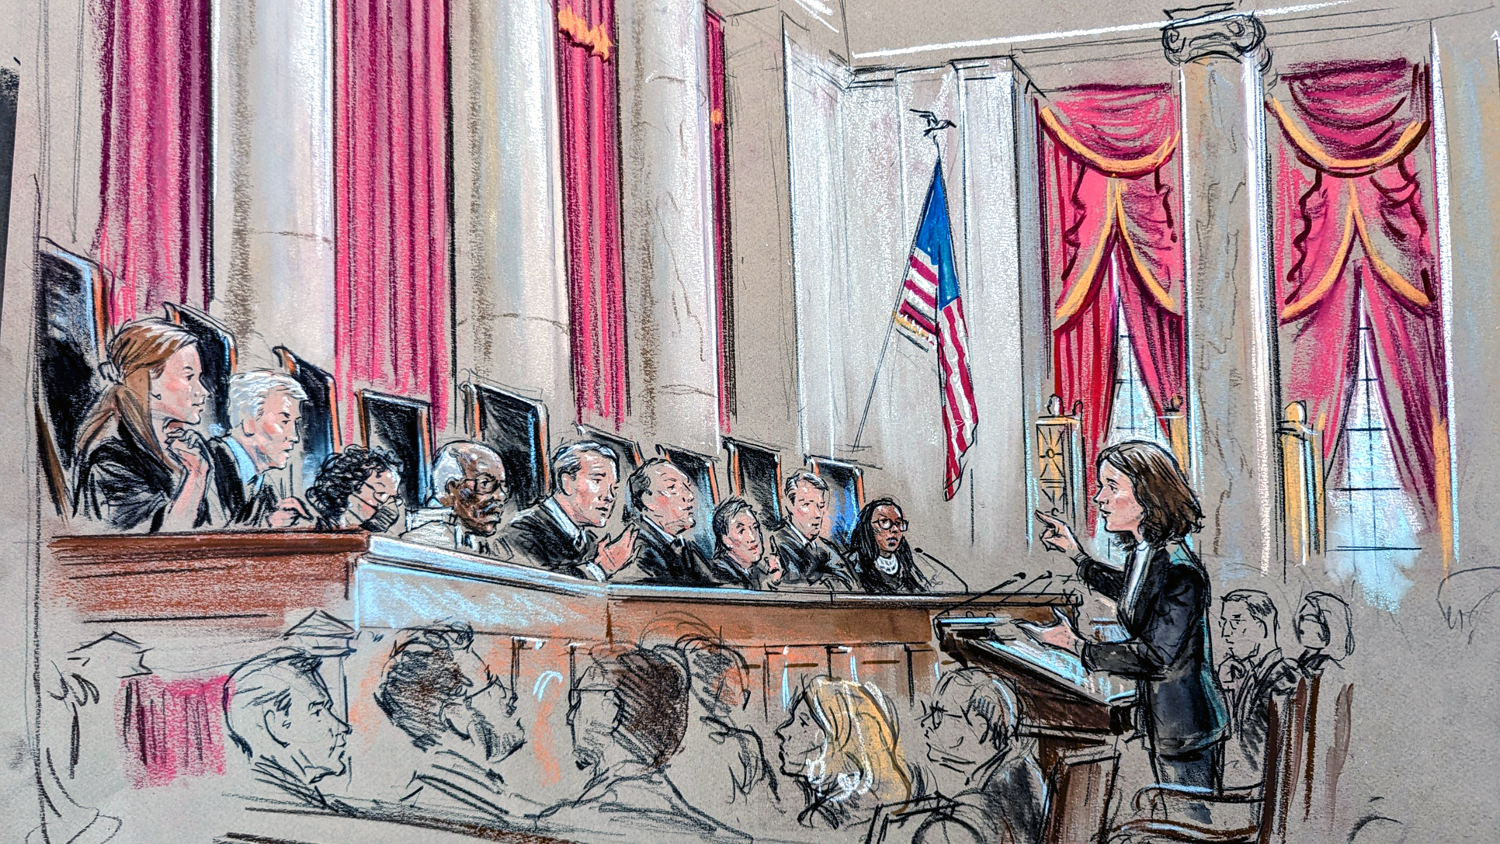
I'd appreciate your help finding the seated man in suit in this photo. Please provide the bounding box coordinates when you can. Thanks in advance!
[915,668,1046,844]
[773,471,857,590]
[622,458,715,586]
[1219,589,1301,788]
[209,371,313,528]
[402,441,511,556]
[223,647,351,809]
[500,441,635,580]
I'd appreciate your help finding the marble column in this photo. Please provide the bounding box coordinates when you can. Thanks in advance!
[211,0,335,369]
[618,0,720,453]
[1164,12,1281,578]
[449,0,572,427]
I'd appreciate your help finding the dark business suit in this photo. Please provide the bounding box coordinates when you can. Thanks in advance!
[499,503,597,578]
[1076,542,1229,791]
[628,518,715,587]
[1226,647,1300,785]
[74,423,214,532]
[207,437,280,527]
[772,525,857,590]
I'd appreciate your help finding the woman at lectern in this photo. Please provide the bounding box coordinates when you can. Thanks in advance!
[1019,440,1228,819]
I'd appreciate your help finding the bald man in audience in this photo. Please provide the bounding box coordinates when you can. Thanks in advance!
[500,441,635,581]
[772,471,857,590]
[403,442,513,557]
[622,458,716,586]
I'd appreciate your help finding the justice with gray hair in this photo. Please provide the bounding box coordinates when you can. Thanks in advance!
[431,441,503,497]
[228,371,308,429]
[552,440,618,481]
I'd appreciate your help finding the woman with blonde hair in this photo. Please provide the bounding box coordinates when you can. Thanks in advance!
[74,318,216,532]
[774,675,912,829]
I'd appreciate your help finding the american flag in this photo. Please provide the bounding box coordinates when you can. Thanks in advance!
[893,161,978,500]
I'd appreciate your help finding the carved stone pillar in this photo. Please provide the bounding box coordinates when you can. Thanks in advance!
[1164,10,1281,578]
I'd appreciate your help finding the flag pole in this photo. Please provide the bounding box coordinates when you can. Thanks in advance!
[852,155,943,452]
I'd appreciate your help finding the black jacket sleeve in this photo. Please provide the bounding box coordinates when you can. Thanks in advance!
[1081,565,1204,678]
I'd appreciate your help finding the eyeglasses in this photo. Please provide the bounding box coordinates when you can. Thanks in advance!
[873,518,909,532]
[463,474,509,497]
[358,478,403,508]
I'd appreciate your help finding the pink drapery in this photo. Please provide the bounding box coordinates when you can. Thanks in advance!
[555,0,628,428]
[1270,60,1451,539]
[706,8,734,434]
[1039,86,1185,529]
[118,675,228,788]
[334,0,451,434]
[94,0,212,324]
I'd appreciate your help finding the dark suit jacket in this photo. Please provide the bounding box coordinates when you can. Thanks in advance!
[207,437,279,527]
[1077,542,1229,756]
[499,503,597,578]
[74,422,213,532]
[1227,648,1300,778]
[913,751,1047,844]
[628,518,715,587]
[772,525,857,590]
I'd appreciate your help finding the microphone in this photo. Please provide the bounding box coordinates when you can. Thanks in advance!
[936,570,1027,619]
[913,548,970,592]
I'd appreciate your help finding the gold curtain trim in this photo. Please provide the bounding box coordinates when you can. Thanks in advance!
[558,6,613,60]
[1280,182,1431,321]
[1039,106,1179,178]
[1268,98,1427,177]
[1113,184,1179,313]
[1054,181,1117,323]
[1434,414,1454,574]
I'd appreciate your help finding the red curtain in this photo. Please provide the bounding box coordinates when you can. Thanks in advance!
[1038,86,1185,529]
[94,0,212,324]
[119,675,228,788]
[1270,60,1450,539]
[334,0,451,434]
[706,8,734,434]
[555,0,627,428]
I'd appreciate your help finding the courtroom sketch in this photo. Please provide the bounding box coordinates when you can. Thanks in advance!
[6,0,1500,843]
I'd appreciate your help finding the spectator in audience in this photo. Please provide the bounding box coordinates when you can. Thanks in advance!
[537,647,748,842]
[775,676,912,829]
[1219,589,1301,787]
[224,647,351,809]
[773,471,857,589]
[501,441,635,581]
[668,635,782,828]
[704,497,784,589]
[208,371,312,528]
[373,622,532,815]
[1294,591,1355,677]
[304,445,403,532]
[849,498,938,593]
[624,458,714,586]
[74,318,218,532]
[403,442,512,557]
[916,669,1046,844]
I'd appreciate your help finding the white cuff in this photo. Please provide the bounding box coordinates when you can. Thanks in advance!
[583,562,607,582]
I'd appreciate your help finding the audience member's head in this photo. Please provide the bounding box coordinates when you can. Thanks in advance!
[568,647,690,772]
[1296,592,1355,661]
[629,458,697,536]
[922,669,1021,778]
[775,676,911,808]
[676,634,753,718]
[78,318,203,463]
[305,445,403,531]
[432,442,509,536]
[851,497,912,562]
[713,497,766,568]
[374,622,524,763]
[228,371,308,473]
[1094,440,1203,545]
[551,441,620,529]
[224,648,349,784]
[782,470,830,540]
[1221,589,1279,662]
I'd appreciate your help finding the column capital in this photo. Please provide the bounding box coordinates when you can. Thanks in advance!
[1161,11,1266,66]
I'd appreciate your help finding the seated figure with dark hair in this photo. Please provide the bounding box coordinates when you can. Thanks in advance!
[304,445,404,532]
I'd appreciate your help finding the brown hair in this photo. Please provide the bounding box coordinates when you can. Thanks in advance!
[1095,440,1202,545]
[76,318,199,466]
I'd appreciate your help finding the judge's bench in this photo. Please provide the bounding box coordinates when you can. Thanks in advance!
[46,530,1134,844]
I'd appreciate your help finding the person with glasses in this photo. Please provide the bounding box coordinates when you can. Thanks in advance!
[403,441,512,557]
[848,497,935,593]
[372,622,534,817]
[304,445,404,532]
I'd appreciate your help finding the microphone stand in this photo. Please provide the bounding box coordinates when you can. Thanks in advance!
[913,547,970,592]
